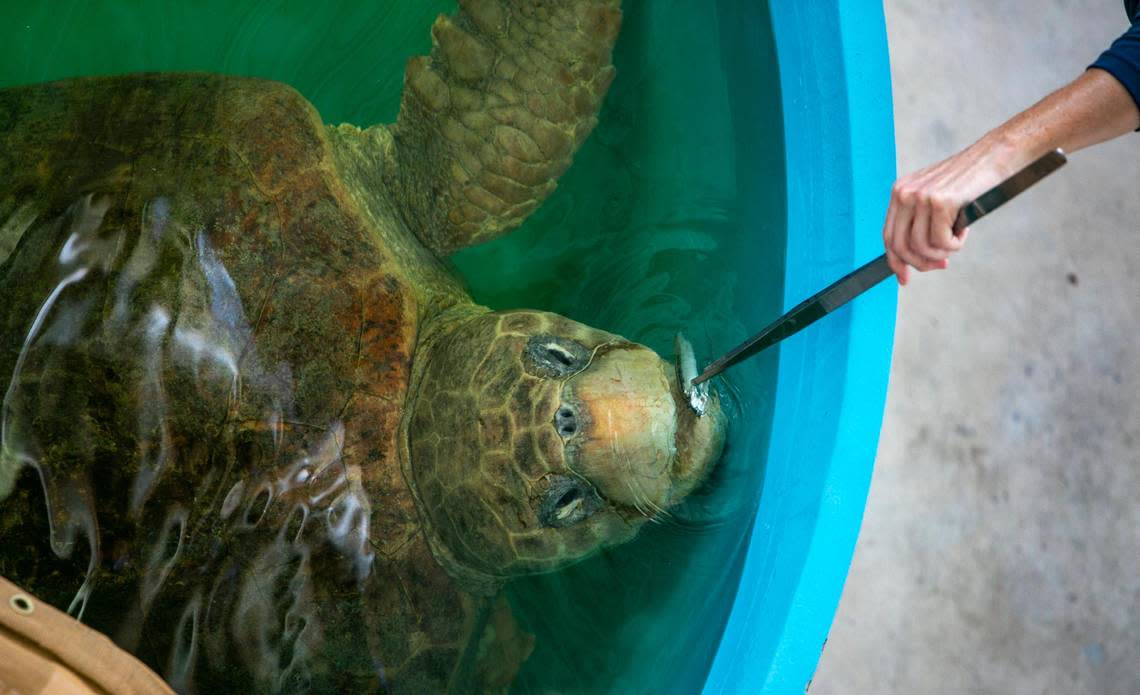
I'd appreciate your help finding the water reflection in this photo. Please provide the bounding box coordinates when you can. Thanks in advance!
[0,192,377,690]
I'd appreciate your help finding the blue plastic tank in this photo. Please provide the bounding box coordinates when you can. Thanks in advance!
[703,2,896,691]
[0,0,895,691]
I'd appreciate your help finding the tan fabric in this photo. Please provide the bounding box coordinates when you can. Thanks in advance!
[0,576,173,695]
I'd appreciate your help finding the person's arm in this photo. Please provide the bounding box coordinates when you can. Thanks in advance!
[883,67,1140,285]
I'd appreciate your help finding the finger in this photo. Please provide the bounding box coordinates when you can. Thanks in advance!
[894,198,938,272]
[907,197,950,269]
[942,231,966,252]
[928,198,960,251]
[935,226,969,256]
[889,192,924,271]
[886,248,909,284]
[882,199,907,282]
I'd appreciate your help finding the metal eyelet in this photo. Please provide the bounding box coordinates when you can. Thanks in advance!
[9,593,34,615]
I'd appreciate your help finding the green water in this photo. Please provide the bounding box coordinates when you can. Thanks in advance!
[0,1,784,692]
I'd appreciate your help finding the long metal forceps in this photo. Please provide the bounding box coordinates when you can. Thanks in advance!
[692,148,1067,386]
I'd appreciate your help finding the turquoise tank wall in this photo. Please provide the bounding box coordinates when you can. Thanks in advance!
[703,1,897,691]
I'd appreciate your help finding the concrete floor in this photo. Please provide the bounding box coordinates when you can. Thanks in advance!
[811,2,1140,694]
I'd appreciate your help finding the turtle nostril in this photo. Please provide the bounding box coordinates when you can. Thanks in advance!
[555,406,578,437]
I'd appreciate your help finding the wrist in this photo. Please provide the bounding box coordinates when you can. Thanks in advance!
[972,127,1049,178]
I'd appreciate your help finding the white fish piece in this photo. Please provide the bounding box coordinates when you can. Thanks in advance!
[674,332,709,416]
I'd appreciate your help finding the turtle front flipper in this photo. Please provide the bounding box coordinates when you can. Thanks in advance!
[388,0,621,256]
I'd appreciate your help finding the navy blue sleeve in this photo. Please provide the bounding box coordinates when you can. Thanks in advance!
[1089,1,1140,111]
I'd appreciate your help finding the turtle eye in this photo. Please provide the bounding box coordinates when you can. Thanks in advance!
[554,404,579,438]
[523,335,589,378]
[539,475,600,528]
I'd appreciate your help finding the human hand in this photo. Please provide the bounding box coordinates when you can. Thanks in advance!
[884,68,1140,285]
[882,140,1014,284]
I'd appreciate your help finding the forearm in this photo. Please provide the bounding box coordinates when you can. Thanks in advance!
[973,68,1140,175]
[882,68,1140,284]
[883,12,1140,284]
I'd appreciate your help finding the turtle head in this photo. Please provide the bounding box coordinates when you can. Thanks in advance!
[404,310,725,591]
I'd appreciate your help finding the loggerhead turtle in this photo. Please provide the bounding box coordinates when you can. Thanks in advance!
[0,0,726,692]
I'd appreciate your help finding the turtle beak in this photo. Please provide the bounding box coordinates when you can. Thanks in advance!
[560,343,726,514]
[665,345,726,503]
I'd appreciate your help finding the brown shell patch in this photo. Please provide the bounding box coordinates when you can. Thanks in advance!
[355,273,417,401]
[0,72,484,693]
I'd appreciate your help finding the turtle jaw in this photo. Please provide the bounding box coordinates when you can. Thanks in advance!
[560,346,726,517]
[663,365,727,504]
